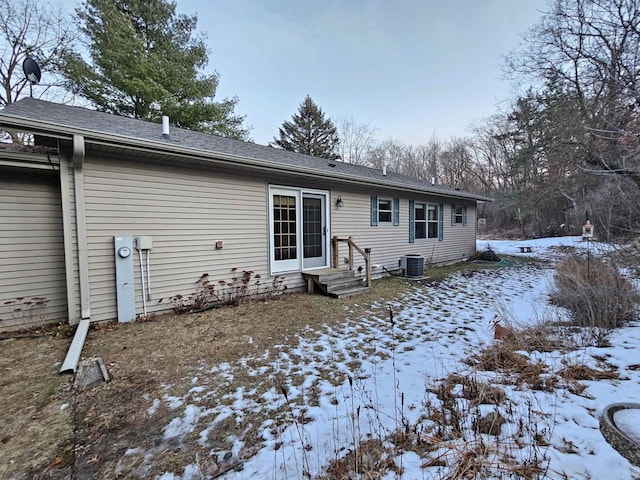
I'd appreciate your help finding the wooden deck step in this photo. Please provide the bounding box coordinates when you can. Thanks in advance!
[302,269,371,298]
[332,286,372,298]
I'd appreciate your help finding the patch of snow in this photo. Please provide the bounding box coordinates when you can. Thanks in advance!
[163,404,203,440]
[180,463,201,480]
[614,408,640,444]
[147,398,160,415]
[163,395,184,410]
[153,236,640,479]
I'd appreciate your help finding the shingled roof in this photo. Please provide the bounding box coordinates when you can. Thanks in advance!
[0,98,491,202]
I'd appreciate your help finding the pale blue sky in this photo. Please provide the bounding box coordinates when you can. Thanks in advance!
[62,0,547,145]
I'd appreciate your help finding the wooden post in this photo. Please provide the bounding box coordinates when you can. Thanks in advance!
[364,247,371,287]
[332,236,339,269]
[348,236,354,270]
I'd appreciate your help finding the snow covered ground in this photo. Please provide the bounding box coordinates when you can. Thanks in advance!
[154,236,640,479]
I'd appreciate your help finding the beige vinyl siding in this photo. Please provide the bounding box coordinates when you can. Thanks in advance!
[83,155,278,321]
[442,201,477,262]
[330,188,477,274]
[0,170,67,330]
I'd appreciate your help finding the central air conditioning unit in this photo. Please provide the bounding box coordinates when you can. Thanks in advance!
[400,254,424,277]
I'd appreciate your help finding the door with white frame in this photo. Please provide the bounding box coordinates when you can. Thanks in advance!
[269,186,329,274]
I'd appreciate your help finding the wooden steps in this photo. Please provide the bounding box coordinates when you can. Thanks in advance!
[302,268,371,298]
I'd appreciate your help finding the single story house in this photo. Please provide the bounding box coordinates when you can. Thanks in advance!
[0,98,491,331]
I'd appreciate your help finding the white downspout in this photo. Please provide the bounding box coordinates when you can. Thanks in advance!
[61,134,91,373]
[72,134,91,319]
[59,154,79,325]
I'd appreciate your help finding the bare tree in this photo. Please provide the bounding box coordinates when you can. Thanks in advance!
[337,116,377,165]
[0,0,76,108]
[366,137,405,172]
[505,0,640,183]
[398,136,441,182]
[470,115,516,194]
[439,137,480,191]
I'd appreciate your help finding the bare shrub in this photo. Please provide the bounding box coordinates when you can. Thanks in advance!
[473,245,500,262]
[3,296,50,331]
[552,253,638,330]
[165,270,286,314]
[168,273,215,313]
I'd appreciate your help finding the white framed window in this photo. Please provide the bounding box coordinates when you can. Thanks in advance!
[370,196,400,226]
[414,203,427,239]
[409,201,443,243]
[378,198,393,223]
[451,204,467,226]
[427,204,439,238]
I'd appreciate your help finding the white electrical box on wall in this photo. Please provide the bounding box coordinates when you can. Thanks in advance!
[114,236,135,323]
[136,236,153,250]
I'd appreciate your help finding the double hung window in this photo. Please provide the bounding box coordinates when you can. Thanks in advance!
[409,201,443,243]
[451,204,467,226]
[370,196,400,226]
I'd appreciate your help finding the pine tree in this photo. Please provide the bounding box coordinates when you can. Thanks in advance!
[61,0,250,140]
[272,96,340,160]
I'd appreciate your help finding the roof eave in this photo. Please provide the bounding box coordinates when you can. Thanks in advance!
[0,113,493,202]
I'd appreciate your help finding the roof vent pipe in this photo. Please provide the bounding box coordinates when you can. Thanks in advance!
[382,165,387,176]
[431,176,436,185]
[162,115,170,139]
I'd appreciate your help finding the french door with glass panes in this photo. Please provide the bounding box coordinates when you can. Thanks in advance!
[269,186,329,273]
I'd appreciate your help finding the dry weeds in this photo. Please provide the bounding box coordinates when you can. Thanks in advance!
[1,277,410,479]
[1,258,628,480]
[0,337,74,479]
[467,321,622,399]
[466,341,531,373]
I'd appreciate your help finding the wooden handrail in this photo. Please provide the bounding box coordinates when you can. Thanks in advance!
[331,236,371,287]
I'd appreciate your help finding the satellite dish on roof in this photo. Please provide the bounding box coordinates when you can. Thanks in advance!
[22,58,42,97]
[23,58,42,84]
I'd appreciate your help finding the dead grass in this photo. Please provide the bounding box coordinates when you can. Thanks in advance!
[468,321,622,398]
[0,337,74,479]
[322,438,400,479]
[2,277,411,479]
[557,364,619,382]
[421,256,531,282]
[466,341,531,373]
[505,322,570,353]
[0,260,625,479]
